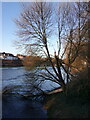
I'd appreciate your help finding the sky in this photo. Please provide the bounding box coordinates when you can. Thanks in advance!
[1,2,22,55]
[1,2,57,56]
[1,1,87,56]
[1,2,55,56]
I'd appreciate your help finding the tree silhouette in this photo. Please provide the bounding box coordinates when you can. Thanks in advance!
[15,2,88,92]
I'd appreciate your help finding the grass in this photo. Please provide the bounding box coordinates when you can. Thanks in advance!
[44,68,89,118]
[44,93,89,118]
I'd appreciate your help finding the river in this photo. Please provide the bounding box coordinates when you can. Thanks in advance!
[2,67,60,119]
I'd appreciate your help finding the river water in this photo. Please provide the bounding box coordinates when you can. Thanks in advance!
[2,67,60,119]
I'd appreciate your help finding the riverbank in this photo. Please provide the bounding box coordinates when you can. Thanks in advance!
[43,74,89,118]
[0,59,23,67]
[44,92,88,118]
[2,66,89,119]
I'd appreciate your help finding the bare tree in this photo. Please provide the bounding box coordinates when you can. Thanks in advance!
[15,2,88,93]
[55,2,89,83]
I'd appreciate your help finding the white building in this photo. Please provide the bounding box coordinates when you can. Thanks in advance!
[0,52,18,60]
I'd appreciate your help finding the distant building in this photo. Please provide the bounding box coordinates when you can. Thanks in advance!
[0,52,18,60]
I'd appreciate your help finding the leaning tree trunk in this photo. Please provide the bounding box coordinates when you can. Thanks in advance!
[54,54,66,92]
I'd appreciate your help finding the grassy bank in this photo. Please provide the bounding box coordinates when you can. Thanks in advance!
[44,69,89,118]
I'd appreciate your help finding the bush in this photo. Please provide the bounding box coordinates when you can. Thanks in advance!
[66,67,89,99]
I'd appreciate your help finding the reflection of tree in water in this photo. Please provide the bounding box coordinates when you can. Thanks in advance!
[2,68,46,102]
[24,68,46,96]
[2,67,59,99]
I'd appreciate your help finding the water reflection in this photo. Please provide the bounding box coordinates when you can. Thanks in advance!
[2,94,47,118]
[2,67,48,118]
[2,67,60,96]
